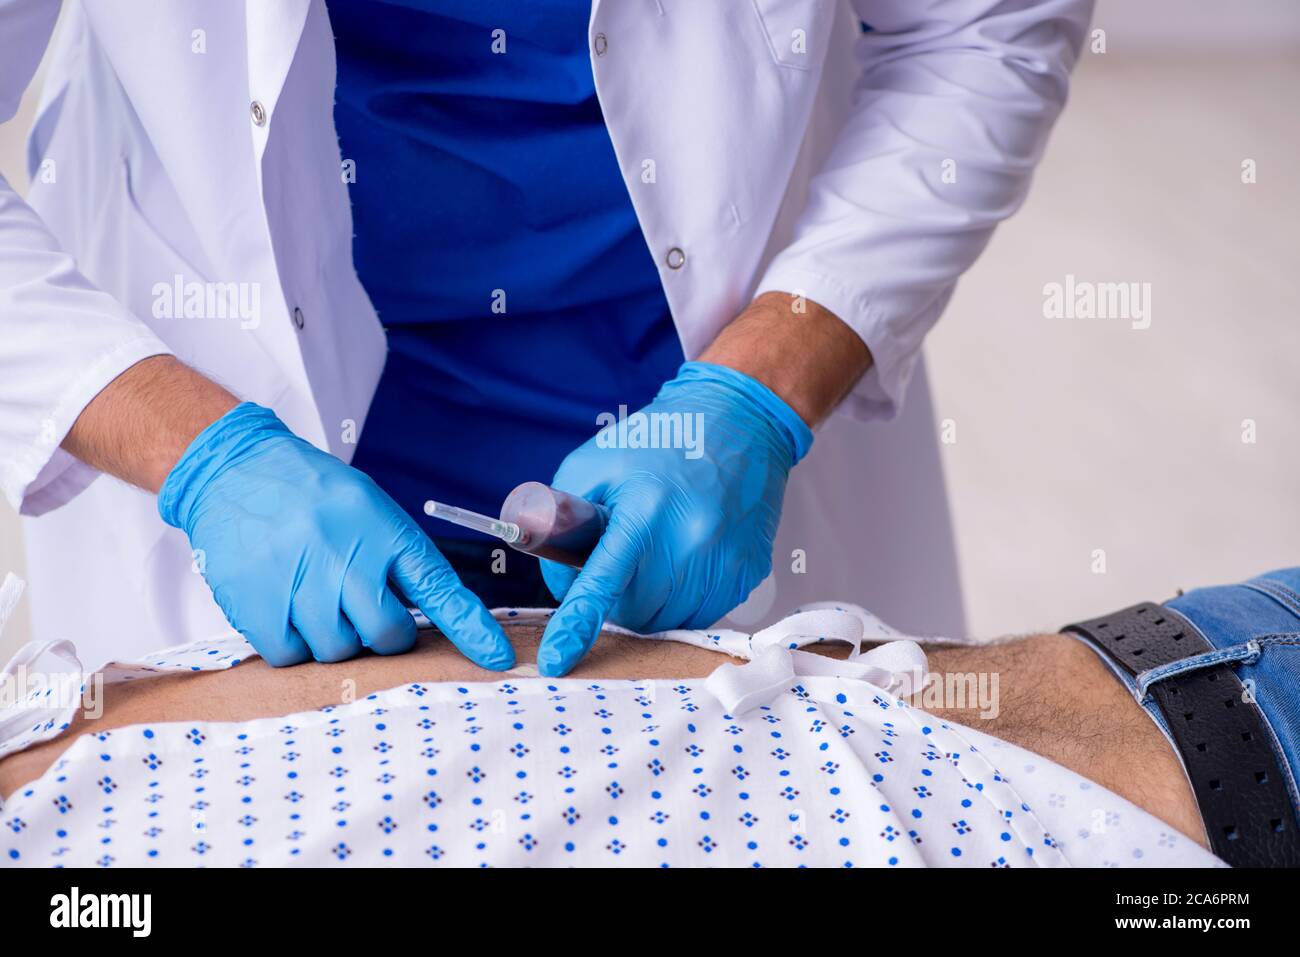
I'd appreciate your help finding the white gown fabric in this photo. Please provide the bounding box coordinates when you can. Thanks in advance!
[0,581,1219,868]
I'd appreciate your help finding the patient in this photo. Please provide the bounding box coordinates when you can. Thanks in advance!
[0,619,1202,846]
[10,566,1300,868]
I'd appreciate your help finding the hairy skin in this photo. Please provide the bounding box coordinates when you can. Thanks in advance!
[912,634,1207,849]
[61,354,238,493]
[701,290,873,427]
[0,626,1205,850]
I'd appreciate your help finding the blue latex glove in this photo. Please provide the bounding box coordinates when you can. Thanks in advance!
[158,402,514,669]
[537,361,813,676]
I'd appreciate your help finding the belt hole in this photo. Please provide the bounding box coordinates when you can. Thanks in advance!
[1224,698,1236,708]
[1172,631,1183,640]
[1272,819,1286,833]
[1208,673,1218,682]
[1242,730,1254,742]
[1223,824,1238,841]
[1209,779,1223,791]
[1184,711,1195,722]
[1132,648,1144,657]
[1255,770,1269,785]
[1154,616,1165,625]
[1195,742,1208,753]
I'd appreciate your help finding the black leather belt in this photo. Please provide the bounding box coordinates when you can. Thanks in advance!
[1063,601,1300,867]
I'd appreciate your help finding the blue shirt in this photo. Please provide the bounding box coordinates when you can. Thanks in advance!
[331,0,683,535]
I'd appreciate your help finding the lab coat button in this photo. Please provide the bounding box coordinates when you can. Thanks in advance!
[250,100,268,126]
[292,306,305,330]
[594,33,608,56]
[665,247,686,270]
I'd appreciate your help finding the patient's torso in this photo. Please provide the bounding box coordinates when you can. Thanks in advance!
[0,615,1216,868]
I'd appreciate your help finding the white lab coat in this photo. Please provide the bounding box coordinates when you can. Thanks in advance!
[0,0,1090,664]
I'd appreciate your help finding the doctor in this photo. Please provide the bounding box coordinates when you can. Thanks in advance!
[0,0,1090,673]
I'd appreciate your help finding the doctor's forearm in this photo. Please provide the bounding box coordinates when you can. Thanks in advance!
[699,290,872,428]
[62,355,239,494]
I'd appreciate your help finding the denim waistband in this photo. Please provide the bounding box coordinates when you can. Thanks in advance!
[1158,568,1300,817]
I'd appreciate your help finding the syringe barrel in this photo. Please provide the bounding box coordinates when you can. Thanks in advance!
[500,482,608,567]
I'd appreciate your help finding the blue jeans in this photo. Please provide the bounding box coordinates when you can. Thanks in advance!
[1093,568,1300,822]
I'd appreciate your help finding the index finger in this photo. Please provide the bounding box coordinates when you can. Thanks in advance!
[390,534,515,671]
[536,513,647,677]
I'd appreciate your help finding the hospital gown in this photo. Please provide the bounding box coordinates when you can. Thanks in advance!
[0,595,1221,868]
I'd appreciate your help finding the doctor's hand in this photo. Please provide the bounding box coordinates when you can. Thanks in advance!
[157,402,514,669]
[535,361,814,676]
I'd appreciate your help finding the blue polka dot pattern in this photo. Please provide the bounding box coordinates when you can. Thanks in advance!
[0,608,1223,868]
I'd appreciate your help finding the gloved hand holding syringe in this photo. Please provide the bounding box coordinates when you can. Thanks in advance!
[424,481,609,568]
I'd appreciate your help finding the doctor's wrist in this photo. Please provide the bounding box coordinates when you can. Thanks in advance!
[62,355,239,496]
[699,289,872,429]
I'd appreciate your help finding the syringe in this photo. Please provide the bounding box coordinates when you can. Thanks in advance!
[424,482,609,568]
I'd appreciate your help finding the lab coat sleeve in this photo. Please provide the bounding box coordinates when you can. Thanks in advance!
[754,0,1092,420]
[0,0,173,515]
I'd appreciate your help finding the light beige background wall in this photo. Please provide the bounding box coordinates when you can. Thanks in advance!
[1,2,1297,659]
[925,46,1300,636]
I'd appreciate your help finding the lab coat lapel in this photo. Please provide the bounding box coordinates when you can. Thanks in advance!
[245,0,314,156]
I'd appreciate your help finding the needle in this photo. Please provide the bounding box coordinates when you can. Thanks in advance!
[423,500,523,545]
